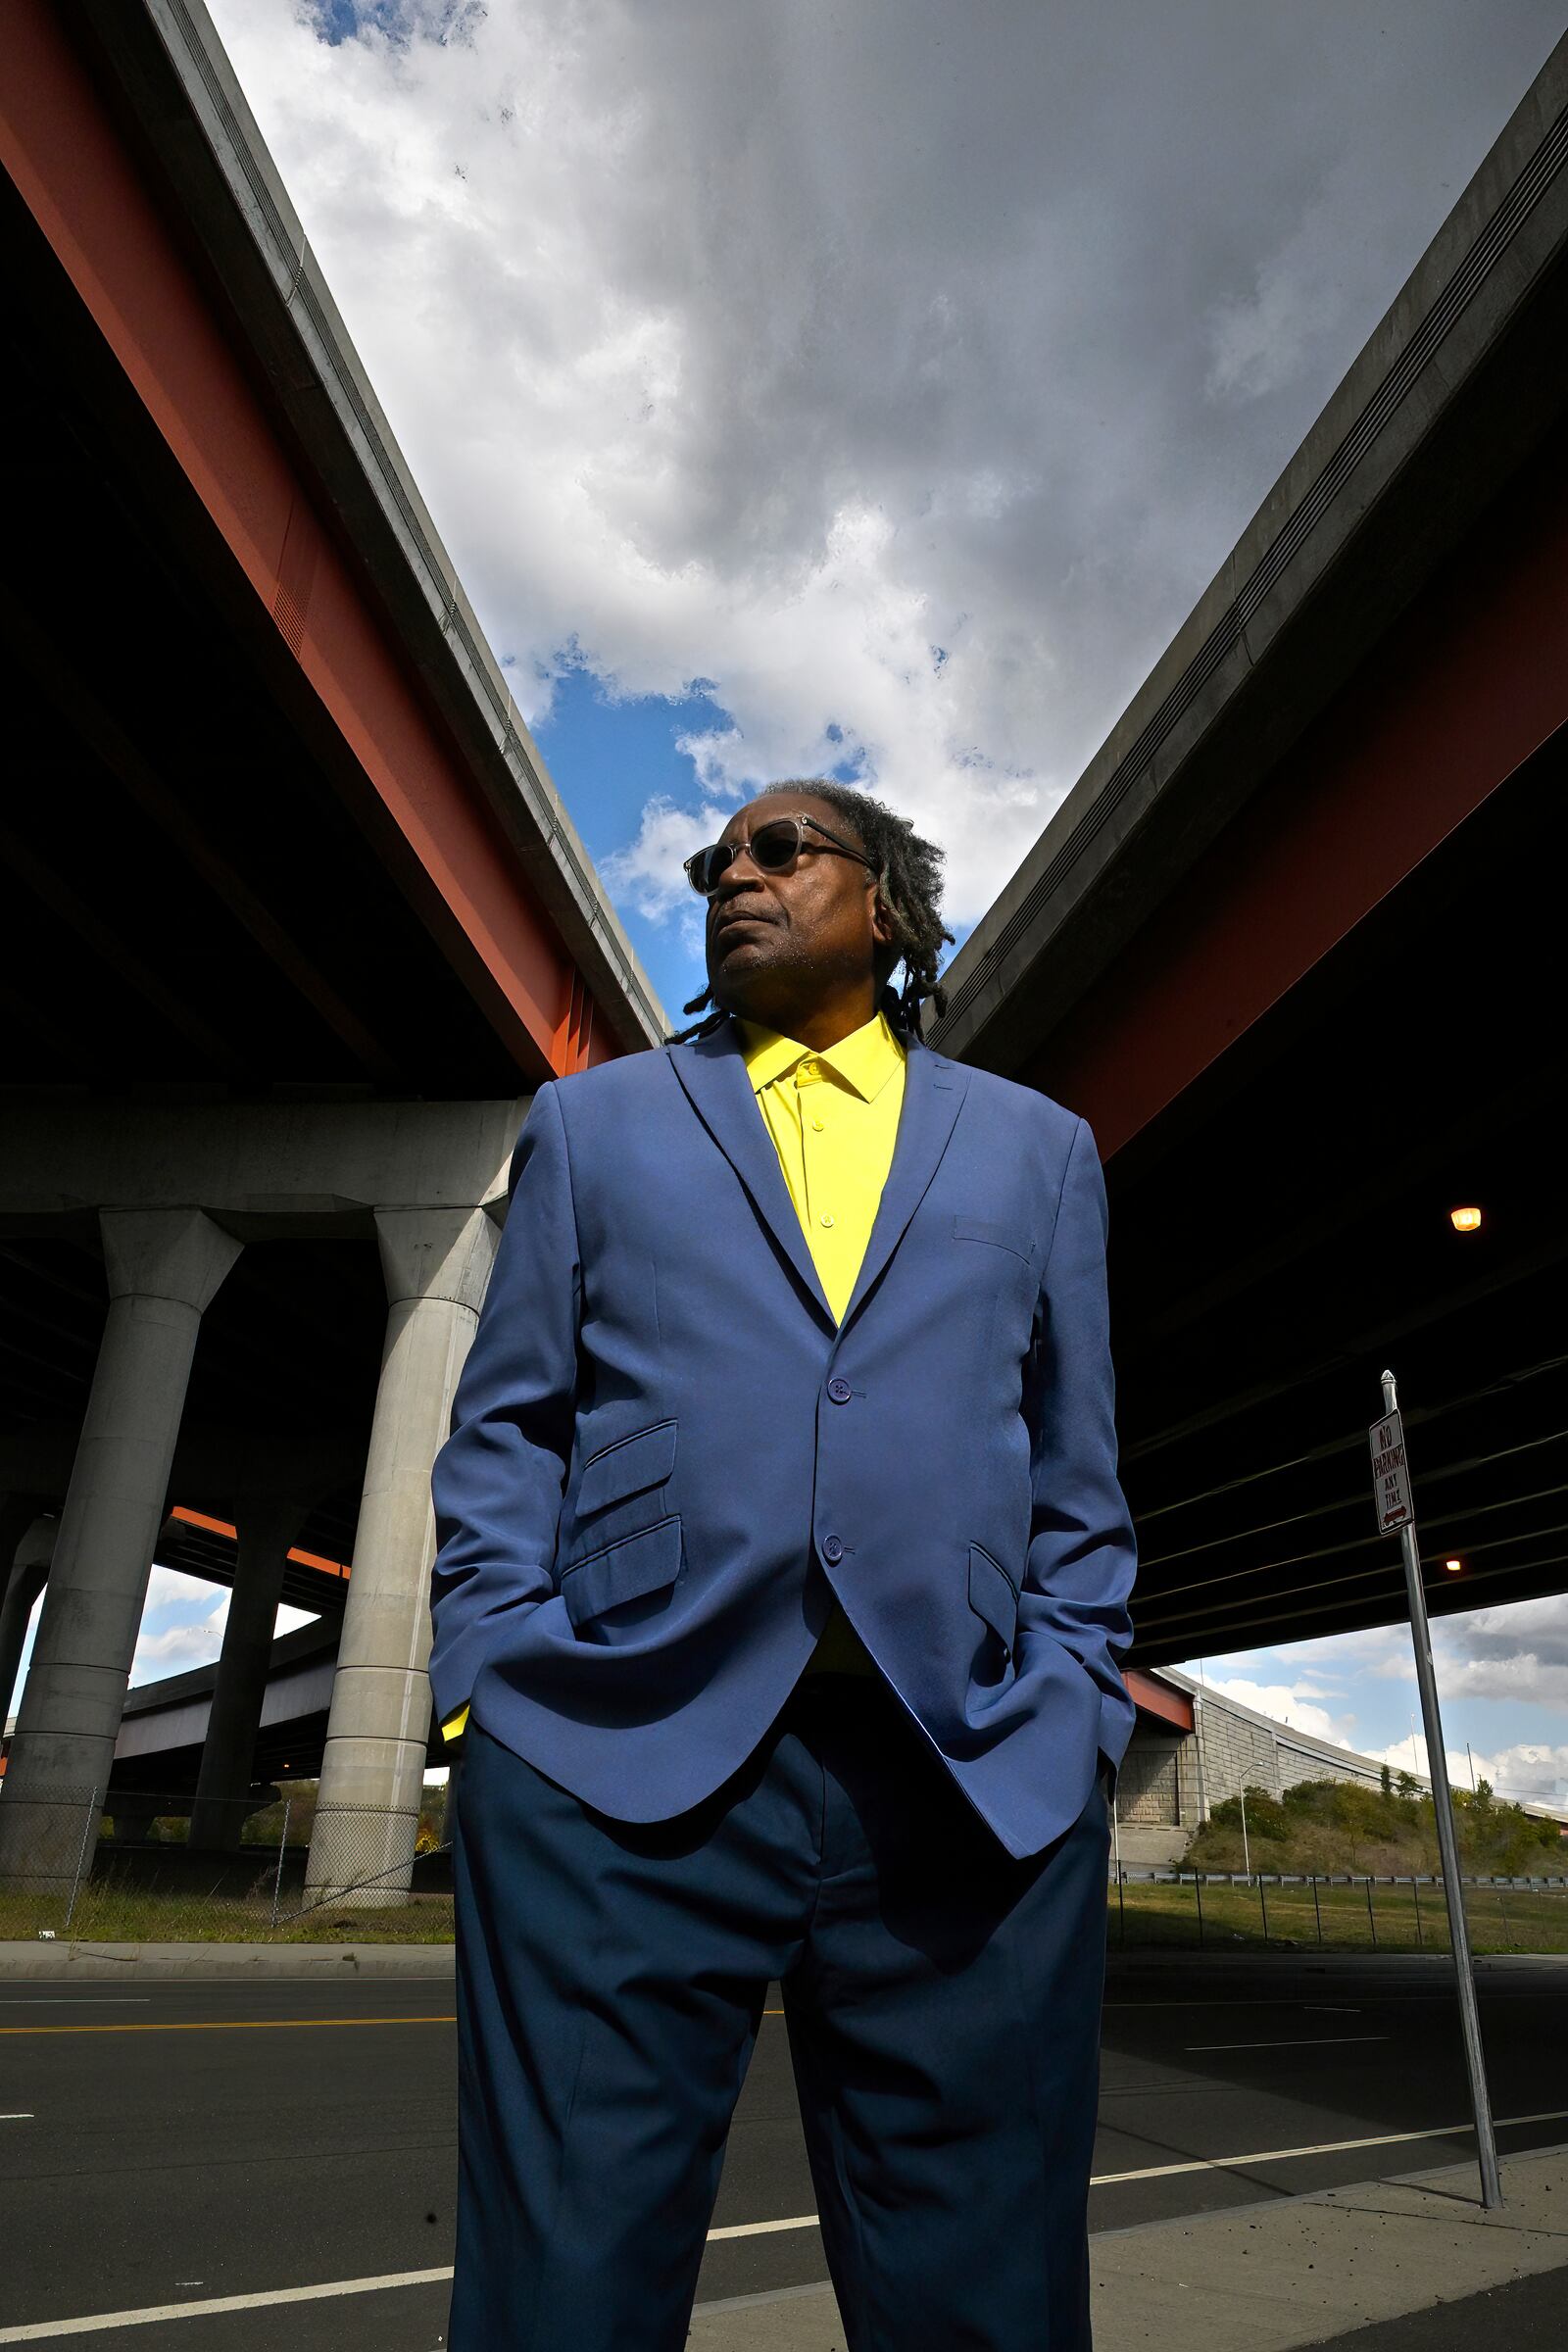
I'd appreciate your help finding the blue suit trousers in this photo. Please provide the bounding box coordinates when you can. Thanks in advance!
[450,1677,1112,2350]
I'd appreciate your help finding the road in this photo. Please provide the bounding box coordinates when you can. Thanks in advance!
[0,1955,1563,2348]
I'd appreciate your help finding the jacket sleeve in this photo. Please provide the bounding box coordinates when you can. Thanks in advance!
[1018,1114,1138,1755]
[427,1082,580,1725]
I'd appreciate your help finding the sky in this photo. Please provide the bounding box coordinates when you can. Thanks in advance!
[19,1,1568,1796]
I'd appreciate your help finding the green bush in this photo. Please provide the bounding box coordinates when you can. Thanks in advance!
[1185,1772,1565,1877]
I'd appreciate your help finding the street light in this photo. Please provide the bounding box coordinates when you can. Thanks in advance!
[1449,1206,1483,1232]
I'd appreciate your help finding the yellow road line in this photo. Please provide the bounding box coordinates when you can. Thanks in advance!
[5,2008,782,2038]
[0,2015,455,2036]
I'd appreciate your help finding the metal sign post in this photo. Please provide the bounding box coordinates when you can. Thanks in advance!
[1373,1370,1502,2209]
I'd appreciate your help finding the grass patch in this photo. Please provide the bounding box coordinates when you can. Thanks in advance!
[5,1874,1567,1955]
[1110,1874,1568,1954]
[0,1880,454,1945]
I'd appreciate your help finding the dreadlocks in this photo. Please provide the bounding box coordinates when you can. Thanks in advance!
[668,780,954,1047]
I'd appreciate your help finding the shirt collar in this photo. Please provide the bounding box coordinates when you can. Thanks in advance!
[737,1007,905,1102]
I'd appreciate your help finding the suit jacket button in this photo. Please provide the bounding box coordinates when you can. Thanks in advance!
[821,1534,844,1564]
[827,1376,852,1403]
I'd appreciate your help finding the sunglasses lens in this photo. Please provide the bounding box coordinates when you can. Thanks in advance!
[688,822,801,895]
[751,822,799,872]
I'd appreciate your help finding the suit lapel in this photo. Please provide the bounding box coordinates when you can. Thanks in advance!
[666,1023,837,1328]
[837,1038,967,1332]
[667,1023,970,1338]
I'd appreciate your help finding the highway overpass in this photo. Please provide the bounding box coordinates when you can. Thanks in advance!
[3,5,1566,1891]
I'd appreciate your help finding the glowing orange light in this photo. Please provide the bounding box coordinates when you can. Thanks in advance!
[1445,1558,1464,1573]
[1449,1206,1482,1233]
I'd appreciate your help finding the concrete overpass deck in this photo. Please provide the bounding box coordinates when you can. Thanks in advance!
[931,30,1568,1667]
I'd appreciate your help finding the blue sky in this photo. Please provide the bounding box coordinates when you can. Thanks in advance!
[530,666,977,1019]
[531,670,750,1021]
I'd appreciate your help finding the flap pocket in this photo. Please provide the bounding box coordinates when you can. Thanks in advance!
[953,1215,1034,1265]
[968,1543,1019,1660]
[575,1418,676,1517]
[562,1514,683,1632]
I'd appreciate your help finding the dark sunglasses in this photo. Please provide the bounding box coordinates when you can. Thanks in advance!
[683,812,879,899]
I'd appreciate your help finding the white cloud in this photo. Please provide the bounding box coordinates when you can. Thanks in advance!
[1366,1733,1568,1815]
[1196,1675,1356,1750]
[129,1566,317,1688]
[205,0,1564,949]
[131,1584,228,1682]
[600,794,733,953]
[1431,1594,1568,1713]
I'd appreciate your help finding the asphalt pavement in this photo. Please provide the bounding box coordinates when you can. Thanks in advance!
[0,1953,1563,2347]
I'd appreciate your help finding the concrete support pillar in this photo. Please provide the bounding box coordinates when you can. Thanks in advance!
[189,1497,304,1851]
[0,1209,243,1886]
[306,1204,498,1906]
[0,1504,55,1732]
[109,1794,162,1845]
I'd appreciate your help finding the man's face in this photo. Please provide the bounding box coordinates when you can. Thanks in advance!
[703,792,893,1034]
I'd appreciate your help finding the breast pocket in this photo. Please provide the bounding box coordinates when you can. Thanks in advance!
[953,1216,1040,1364]
[952,1215,1035,1264]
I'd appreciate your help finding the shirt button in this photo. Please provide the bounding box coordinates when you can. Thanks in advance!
[827,1376,853,1403]
[810,1117,825,1132]
[819,1212,835,1228]
[821,1534,844,1564]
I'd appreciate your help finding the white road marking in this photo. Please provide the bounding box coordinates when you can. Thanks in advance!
[1,2114,34,2122]
[6,2109,1566,2338]
[1090,2106,1568,2186]
[0,1999,151,2007]
[1102,1996,1322,2010]
[1302,2004,1361,2013]
[0,2270,456,2342]
[707,2215,819,2242]
[1184,2034,1388,2052]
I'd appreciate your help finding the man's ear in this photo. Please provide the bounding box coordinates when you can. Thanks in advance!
[870,875,896,951]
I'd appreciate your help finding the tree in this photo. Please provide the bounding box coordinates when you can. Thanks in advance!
[1380,1762,1393,1797]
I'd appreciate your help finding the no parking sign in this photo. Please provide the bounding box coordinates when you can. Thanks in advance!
[1368,1408,1412,1533]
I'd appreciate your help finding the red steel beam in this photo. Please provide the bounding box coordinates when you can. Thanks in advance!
[0,1,609,1082]
[1032,448,1568,1158]
[1124,1667,1194,1732]
[169,1504,349,1582]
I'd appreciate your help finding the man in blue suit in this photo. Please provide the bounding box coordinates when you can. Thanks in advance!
[429,780,1137,2349]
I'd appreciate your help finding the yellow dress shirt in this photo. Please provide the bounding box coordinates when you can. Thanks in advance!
[739,1006,906,1676]
[442,1006,905,1739]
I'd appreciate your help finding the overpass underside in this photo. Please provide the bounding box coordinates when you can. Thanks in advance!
[1116,712,1567,1664]
[931,38,1568,1667]
[0,0,662,1902]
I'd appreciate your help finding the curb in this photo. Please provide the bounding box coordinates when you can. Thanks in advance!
[5,1942,1560,1981]
[1103,1948,1568,1971]
[0,1939,456,1980]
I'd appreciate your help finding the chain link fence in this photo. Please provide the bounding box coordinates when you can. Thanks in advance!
[0,1783,455,1943]
[1107,1865,1568,1953]
[5,1785,1565,1952]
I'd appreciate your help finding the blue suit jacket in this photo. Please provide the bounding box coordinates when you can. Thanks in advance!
[428,1021,1137,1858]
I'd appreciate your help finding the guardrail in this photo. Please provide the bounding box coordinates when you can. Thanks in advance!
[1106,1866,1568,1952]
